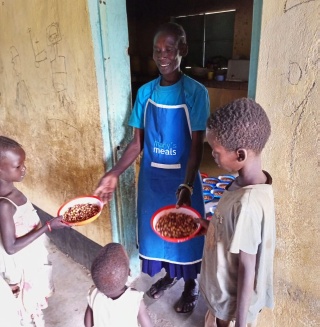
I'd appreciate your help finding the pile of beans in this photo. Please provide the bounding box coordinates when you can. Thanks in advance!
[203,185,213,191]
[204,194,213,201]
[156,212,198,239]
[219,177,234,182]
[63,203,100,223]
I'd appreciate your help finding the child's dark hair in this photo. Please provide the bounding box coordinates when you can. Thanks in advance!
[0,136,22,160]
[207,98,271,153]
[155,22,187,44]
[91,242,129,295]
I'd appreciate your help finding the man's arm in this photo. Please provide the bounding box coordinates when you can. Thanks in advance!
[94,128,144,203]
[176,130,205,207]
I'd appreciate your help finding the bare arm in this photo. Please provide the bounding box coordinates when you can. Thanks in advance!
[176,130,205,207]
[94,128,144,203]
[235,250,256,327]
[0,200,69,255]
[194,217,210,236]
[84,305,93,327]
[137,299,153,327]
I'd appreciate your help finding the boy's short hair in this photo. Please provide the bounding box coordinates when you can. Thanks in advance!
[0,136,22,160]
[207,98,271,153]
[155,22,187,44]
[91,242,129,296]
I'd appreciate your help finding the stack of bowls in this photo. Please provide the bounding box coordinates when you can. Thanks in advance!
[207,203,218,220]
[211,175,236,199]
[218,175,236,183]
[201,174,236,202]
[202,177,219,203]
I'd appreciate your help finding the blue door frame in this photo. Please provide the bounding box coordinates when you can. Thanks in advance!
[248,0,263,99]
[87,0,139,274]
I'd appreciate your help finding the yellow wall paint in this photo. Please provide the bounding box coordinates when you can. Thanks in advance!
[255,1,319,326]
[1,0,319,323]
[0,0,112,245]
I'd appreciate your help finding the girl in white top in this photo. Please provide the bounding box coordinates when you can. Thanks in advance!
[0,275,20,327]
[0,136,70,326]
[84,242,153,327]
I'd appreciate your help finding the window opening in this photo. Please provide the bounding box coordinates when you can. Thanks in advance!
[173,10,236,70]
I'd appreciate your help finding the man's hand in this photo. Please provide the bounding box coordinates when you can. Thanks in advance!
[94,173,118,204]
[176,188,192,208]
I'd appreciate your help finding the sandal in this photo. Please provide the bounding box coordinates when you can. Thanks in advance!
[175,280,199,313]
[147,276,177,299]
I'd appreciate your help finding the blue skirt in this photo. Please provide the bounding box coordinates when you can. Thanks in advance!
[141,257,201,281]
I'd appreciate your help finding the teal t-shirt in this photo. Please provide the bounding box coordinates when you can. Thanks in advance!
[129,74,210,131]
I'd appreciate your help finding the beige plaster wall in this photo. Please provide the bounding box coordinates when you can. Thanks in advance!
[0,0,111,245]
[255,1,319,326]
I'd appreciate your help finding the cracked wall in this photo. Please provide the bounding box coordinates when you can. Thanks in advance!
[0,0,112,245]
[255,0,319,326]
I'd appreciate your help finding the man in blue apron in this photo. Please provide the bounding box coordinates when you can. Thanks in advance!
[95,22,209,313]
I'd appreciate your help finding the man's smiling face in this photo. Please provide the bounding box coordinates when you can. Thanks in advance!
[152,31,184,78]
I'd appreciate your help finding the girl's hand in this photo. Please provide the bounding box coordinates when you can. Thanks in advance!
[48,216,71,230]
[175,188,192,208]
[194,218,210,236]
[10,284,20,298]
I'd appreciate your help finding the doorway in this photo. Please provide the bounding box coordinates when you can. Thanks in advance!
[125,0,260,179]
[88,0,262,267]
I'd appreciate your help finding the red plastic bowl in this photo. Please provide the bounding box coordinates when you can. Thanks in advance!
[200,172,208,179]
[57,195,103,226]
[151,205,201,243]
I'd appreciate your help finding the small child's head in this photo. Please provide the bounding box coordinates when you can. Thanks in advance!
[0,136,26,182]
[153,22,188,79]
[91,242,130,297]
[206,98,271,170]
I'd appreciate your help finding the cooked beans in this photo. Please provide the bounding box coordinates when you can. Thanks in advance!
[63,203,100,223]
[156,212,198,239]
[204,179,218,185]
[218,184,228,189]
[219,177,233,182]
[204,194,212,200]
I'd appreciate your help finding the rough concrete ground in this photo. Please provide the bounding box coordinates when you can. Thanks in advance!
[43,239,207,327]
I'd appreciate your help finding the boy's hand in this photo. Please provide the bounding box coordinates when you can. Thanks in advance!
[194,218,210,236]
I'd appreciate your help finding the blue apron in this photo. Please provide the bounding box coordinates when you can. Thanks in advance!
[137,94,205,264]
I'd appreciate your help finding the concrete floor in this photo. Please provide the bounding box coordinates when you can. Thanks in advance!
[43,239,208,327]
[42,157,228,327]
